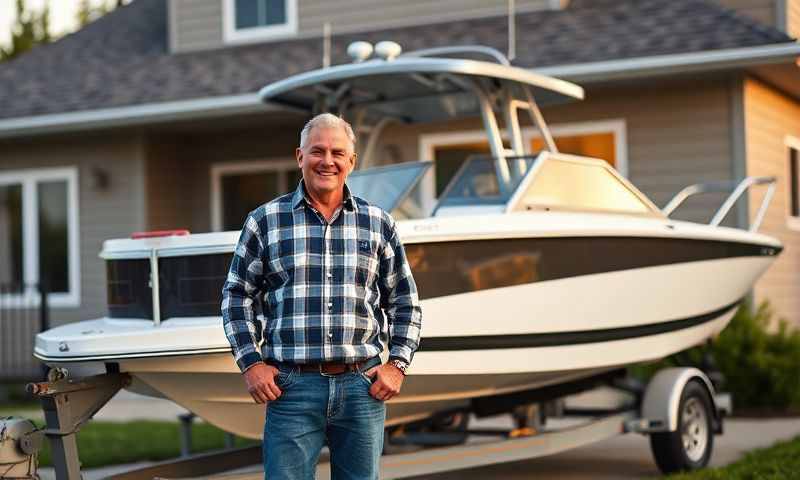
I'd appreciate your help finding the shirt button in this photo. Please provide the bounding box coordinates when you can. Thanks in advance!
[327,302,333,309]
[328,331,333,338]
[327,272,333,279]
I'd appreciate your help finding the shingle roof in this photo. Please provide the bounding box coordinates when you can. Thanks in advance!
[0,0,793,120]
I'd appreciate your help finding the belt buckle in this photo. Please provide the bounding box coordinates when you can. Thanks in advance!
[319,363,336,377]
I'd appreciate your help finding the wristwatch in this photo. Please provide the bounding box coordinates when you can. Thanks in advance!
[389,359,409,375]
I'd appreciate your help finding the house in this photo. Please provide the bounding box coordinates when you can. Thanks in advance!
[0,0,799,348]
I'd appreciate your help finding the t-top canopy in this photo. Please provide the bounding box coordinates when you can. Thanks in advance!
[258,57,584,124]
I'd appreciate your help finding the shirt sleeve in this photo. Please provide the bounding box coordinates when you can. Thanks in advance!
[221,212,267,373]
[378,218,422,366]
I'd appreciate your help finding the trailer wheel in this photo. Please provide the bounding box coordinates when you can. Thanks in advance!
[649,380,714,473]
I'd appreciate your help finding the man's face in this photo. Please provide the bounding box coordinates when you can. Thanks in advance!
[296,125,356,197]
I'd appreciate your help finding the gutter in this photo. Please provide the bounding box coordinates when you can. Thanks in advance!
[0,93,272,139]
[1,43,799,139]
[533,42,800,82]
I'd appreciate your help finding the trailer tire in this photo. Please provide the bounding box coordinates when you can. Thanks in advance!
[649,379,714,474]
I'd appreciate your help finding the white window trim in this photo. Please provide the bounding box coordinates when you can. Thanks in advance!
[210,158,298,231]
[785,135,800,232]
[0,167,80,308]
[222,0,298,45]
[417,119,628,211]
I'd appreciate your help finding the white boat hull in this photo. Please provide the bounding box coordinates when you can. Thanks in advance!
[40,254,758,439]
[35,211,780,440]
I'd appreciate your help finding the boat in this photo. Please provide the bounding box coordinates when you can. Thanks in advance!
[33,43,782,440]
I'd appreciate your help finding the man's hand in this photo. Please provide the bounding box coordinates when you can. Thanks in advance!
[365,363,404,401]
[243,363,282,404]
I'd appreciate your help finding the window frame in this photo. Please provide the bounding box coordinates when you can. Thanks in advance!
[222,0,298,45]
[210,158,299,232]
[786,135,800,232]
[417,119,628,213]
[0,167,80,307]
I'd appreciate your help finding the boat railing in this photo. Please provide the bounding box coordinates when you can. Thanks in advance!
[401,45,511,65]
[662,176,777,232]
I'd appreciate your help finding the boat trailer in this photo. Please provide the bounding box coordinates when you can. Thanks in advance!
[0,366,728,480]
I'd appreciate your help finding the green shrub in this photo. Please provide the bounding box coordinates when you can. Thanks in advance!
[631,301,800,412]
[666,435,800,479]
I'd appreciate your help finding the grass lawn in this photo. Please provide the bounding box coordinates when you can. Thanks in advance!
[1,402,257,469]
[667,435,800,479]
[32,420,258,469]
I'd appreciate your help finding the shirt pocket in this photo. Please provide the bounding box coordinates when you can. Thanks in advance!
[355,238,378,287]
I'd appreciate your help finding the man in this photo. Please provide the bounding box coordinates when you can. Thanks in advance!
[221,113,422,480]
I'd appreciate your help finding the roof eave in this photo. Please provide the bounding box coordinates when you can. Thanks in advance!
[533,42,800,83]
[0,93,278,140]
[1,43,798,140]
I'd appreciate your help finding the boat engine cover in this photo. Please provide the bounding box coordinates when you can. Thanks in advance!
[0,417,42,479]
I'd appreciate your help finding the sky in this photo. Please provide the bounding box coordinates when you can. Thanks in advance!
[0,0,113,48]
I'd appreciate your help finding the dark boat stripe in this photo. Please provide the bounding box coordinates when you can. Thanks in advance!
[104,236,778,318]
[406,236,780,300]
[417,299,742,351]
[38,299,742,362]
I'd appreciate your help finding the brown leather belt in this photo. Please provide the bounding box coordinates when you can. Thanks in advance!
[294,361,367,375]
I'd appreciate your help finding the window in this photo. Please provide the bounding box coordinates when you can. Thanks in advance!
[788,136,800,230]
[418,120,627,209]
[223,0,297,44]
[0,168,80,306]
[211,160,301,231]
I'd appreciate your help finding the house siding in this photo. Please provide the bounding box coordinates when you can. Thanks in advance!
[0,134,147,328]
[144,123,303,232]
[374,78,735,226]
[170,0,559,53]
[743,77,800,328]
[171,0,224,53]
[715,0,777,27]
[788,0,800,37]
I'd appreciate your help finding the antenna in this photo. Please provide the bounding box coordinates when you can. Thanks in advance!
[374,41,402,61]
[347,41,373,62]
[323,22,332,68]
[508,0,516,62]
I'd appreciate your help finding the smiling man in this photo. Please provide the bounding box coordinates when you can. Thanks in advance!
[221,113,422,480]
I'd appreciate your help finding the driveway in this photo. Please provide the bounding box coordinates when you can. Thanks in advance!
[33,391,800,480]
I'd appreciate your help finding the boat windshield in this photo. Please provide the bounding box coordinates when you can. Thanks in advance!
[435,155,536,210]
[433,153,662,217]
[347,162,432,213]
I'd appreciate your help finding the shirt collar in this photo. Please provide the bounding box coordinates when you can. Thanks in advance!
[292,179,357,212]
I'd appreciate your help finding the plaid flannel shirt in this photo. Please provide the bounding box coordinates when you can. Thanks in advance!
[221,182,422,372]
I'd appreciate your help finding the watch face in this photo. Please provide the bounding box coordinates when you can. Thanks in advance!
[391,360,408,374]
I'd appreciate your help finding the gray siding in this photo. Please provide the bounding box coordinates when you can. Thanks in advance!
[144,121,303,232]
[171,0,223,52]
[744,77,800,328]
[0,134,147,328]
[376,78,736,225]
[143,79,738,236]
[715,0,778,27]
[170,0,558,53]
[296,0,557,37]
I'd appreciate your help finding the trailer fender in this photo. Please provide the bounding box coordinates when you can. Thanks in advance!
[638,367,719,434]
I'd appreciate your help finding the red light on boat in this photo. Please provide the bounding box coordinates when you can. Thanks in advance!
[131,229,191,239]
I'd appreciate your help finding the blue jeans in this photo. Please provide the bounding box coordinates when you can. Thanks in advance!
[263,361,386,480]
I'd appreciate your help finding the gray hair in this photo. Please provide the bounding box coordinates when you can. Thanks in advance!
[299,113,357,150]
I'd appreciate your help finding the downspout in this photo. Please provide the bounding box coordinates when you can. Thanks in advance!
[730,75,749,230]
[730,74,755,313]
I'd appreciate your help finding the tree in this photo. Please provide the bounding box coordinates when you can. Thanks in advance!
[0,0,52,62]
[76,0,128,28]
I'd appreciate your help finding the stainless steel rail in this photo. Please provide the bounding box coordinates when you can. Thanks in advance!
[662,176,777,232]
[402,45,511,65]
